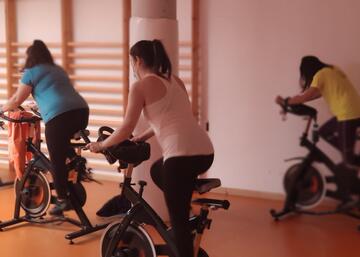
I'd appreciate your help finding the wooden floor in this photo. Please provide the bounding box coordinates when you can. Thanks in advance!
[1,181,360,257]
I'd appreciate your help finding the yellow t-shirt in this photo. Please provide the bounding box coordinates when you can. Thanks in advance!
[311,67,360,121]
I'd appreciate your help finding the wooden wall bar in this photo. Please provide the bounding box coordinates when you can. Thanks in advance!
[122,0,131,111]
[191,0,199,118]
[5,0,17,98]
[61,0,74,73]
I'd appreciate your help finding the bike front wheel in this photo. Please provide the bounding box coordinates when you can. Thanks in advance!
[100,221,156,257]
[283,163,326,209]
[14,166,51,218]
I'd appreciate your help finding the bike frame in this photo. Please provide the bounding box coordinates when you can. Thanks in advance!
[0,113,108,241]
[271,105,360,221]
[104,164,180,257]
[296,117,353,200]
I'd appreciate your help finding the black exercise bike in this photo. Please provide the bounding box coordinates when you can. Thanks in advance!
[270,103,360,229]
[95,127,230,257]
[0,109,109,243]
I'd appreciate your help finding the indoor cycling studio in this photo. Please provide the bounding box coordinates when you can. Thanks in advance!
[1,1,360,257]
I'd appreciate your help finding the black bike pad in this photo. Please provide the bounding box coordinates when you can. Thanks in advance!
[97,126,151,166]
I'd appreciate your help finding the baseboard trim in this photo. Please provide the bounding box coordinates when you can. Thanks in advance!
[212,187,340,207]
[92,172,286,201]
[211,187,285,201]
[90,172,341,208]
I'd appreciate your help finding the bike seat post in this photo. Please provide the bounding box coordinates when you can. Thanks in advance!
[120,164,135,194]
[124,164,134,179]
[192,205,211,257]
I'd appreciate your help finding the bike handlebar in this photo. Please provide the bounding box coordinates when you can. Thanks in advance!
[0,108,42,125]
[279,103,317,120]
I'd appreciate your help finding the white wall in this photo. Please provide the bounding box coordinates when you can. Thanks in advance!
[73,0,123,42]
[200,0,360,193]
[16,0,61,43]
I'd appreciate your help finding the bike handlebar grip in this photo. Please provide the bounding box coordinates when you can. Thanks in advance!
[209,199,230,209]
[193,198,231,210]
[79,130,91,144]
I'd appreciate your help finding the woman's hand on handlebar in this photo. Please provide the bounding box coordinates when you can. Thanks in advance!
[275,95,290,119]
[86,142,105,153]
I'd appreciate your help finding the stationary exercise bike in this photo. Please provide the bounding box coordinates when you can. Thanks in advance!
[0,109,109,243]
[96,127,230,257]
[270,103,360,228]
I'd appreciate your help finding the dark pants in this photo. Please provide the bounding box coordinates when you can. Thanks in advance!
[319,117,360,166]
[45,108,89,199]
[150,154,214,257]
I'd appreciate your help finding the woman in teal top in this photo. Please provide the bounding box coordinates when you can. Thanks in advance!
[1,40,89,215]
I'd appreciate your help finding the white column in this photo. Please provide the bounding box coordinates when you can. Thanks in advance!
[130,0,178,221]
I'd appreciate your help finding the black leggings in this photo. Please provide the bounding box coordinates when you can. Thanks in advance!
[45,108,89,199]
[319,117,360,166]
[150,154,214,257]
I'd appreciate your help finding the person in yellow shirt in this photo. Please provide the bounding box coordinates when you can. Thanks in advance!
[276,56,360,167]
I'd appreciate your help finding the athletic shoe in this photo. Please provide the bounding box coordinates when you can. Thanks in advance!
[49,198,72,216]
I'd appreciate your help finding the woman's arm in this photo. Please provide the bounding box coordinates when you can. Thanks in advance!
[87,82,145,152]
[132,127,155,142]
[1,85,32,112]
[276,87,321,106]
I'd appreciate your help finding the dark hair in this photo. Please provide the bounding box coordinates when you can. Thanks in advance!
[22,39,54,71]
[299,55,332,90]
[130,39,172,80]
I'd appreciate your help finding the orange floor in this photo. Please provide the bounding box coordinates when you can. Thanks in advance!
[1,181,360,257]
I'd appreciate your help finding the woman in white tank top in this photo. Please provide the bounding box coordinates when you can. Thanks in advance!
[87,39,214,257]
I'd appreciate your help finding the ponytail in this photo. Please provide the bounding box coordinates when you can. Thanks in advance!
[152,39,172,79]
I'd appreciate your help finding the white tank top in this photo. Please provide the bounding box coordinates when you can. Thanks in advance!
[143,74,214,160]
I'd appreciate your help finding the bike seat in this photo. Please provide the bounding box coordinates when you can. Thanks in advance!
[72,130,90,140]
[194,178,221,194]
